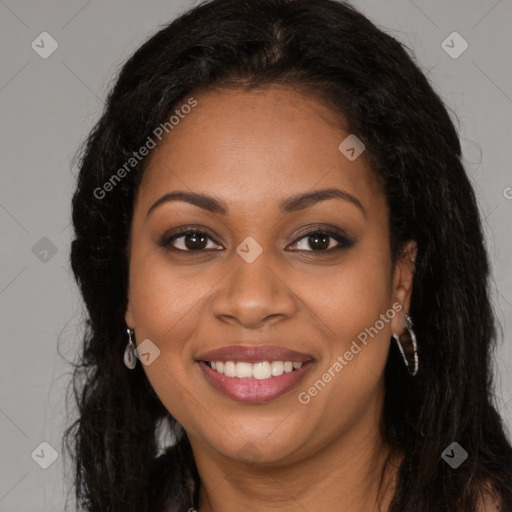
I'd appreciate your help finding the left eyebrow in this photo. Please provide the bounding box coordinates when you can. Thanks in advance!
[146,187,365,218]
[279,187,365,217]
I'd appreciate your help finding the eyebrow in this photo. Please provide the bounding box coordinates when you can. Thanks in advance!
[146,187,365,218]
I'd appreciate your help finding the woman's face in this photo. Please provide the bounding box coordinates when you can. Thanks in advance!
[125,85,415,466]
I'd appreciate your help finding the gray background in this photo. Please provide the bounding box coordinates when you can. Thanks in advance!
[0,0,511,510]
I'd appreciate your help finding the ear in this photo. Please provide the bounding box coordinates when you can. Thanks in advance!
[125,292,135,329]
[390,240,417,336]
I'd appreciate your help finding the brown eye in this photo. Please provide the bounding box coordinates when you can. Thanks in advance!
[306,233,331,251]
[288,229,354,252]
[182,232,208,250]
[161,229,223,252]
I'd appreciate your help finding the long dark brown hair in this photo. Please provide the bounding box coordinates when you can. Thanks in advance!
[64,0,512,510]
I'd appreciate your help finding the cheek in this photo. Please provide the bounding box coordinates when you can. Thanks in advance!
[295,239,394,413]
[292,258,393,436]
[306,245,393,343]
[125,215,214,427]
[127,249,216,358]
[127,253,215,426]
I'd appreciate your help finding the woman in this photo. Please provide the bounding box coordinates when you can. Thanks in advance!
[64,0,512,510]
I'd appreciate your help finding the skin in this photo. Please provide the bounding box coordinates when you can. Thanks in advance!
[125,85,417,512]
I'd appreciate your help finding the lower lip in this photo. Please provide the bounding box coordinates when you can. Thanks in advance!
[198,361,314,403]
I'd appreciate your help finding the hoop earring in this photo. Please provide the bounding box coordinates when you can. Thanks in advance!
[392,313,419,376]
[124,328,137,370]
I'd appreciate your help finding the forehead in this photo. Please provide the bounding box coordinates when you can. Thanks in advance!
[137,85,384,216]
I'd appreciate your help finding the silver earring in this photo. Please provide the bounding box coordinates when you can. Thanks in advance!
[124,328,137,369]
[392,313,419,376]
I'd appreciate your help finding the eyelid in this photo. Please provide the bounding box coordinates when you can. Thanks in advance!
[291,224,350,242]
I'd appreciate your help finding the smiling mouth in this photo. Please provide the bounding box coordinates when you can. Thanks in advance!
[204,360,304,379]
[195,344,315,402]
[197,359,314,403]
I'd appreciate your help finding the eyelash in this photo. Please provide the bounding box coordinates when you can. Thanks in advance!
[160,226,355,254]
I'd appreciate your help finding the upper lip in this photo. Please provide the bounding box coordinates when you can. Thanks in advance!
[196,344,314,363]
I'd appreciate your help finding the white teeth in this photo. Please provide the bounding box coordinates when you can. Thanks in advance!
[253,361,271,380]
[270,361,284,376]
[235,362,253,378]
[207,360,305,379]
[224,361,236,377]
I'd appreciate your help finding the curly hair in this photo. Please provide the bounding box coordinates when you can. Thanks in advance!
[63,0,512,510]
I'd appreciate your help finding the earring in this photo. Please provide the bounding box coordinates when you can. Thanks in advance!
[124,328,137,369]
[392,313,419,376]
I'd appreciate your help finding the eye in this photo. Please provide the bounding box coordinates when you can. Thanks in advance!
[161,226,354,254]
[161,228,223,252]
[288,228,354,252]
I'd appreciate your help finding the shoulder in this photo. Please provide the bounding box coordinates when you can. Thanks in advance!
[477,484,502,512]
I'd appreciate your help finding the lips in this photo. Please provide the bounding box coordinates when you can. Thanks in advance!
[196,344,314,364]
[196,344,315,403]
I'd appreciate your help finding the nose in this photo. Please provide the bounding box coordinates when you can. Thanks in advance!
[210,248,298,330]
